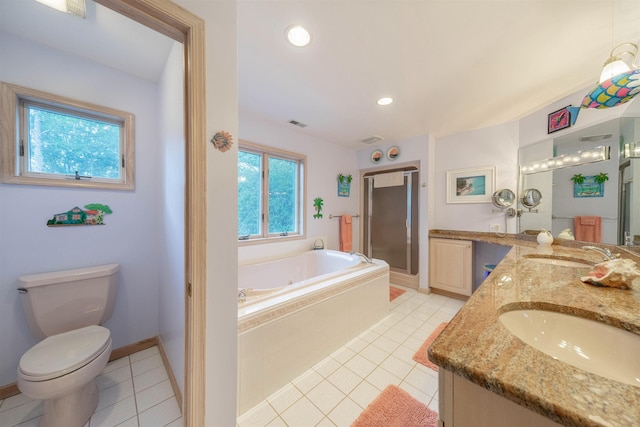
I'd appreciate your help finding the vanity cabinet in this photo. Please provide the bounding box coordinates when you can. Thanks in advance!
[429,238,472,296]
[438,370,561,427]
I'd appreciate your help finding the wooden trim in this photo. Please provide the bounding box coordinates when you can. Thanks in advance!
[0,383,19,401]
[157,337,183,411]
[430,287,469,301]
[109,336,158,362]
[94,1,207,426]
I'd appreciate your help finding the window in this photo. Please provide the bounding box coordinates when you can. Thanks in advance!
[238,141,306,241]
[1,82,135,190]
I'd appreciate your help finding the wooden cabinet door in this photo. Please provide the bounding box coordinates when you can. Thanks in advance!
[429,238,472,296]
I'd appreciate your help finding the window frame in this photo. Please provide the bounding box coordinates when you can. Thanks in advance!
[0,82,135,190]
[238,140,306,244]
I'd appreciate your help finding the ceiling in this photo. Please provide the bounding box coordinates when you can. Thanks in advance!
[2,1,640,149]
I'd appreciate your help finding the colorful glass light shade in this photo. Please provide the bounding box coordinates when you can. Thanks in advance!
[581,69,640,109]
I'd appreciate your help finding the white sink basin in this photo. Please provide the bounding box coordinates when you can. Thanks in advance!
[499,310,640,387]
[523,255,592,268]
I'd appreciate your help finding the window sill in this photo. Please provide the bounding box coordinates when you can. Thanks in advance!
[238,234,305,246]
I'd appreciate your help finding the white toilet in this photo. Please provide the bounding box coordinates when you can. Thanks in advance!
[16,263,120,427]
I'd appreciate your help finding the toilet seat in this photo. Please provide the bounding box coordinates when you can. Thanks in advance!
[19,325,110,381]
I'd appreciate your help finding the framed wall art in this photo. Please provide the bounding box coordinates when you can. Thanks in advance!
[446,166,496,204]
[548,106,572,134]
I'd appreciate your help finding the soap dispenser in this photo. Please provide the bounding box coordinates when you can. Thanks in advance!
[537,228,553,245]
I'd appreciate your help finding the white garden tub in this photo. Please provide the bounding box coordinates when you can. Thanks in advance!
[237,249,389,415]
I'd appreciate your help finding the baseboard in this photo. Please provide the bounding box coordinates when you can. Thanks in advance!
[109,336,159,361]
[389,271,419,289]
[0,335,183,407]
[157,337,183,412]
[0,383,19,401]
[430,287,469,301]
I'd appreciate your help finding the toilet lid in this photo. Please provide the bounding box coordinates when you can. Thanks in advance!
[19,325,111,381]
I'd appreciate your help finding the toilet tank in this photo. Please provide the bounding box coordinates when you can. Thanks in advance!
[18,264,120,339]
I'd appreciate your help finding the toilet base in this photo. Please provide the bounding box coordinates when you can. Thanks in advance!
[39,380,98,427]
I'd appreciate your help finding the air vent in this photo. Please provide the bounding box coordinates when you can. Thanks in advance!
[288,120,307,128]
[579,134,613,142]
[361,135,383,144]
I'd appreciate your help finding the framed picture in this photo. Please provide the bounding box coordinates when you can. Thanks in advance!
[573,175,604,198]
[446,166,496,204]
[548,106,572,134]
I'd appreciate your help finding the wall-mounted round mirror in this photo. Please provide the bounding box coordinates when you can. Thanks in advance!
[521,188,542,209]
[492,189,515,208]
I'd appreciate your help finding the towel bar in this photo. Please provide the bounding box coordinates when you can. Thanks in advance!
[329,214,360,219]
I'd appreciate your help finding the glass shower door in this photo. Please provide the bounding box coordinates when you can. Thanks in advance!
[370,176,408,271]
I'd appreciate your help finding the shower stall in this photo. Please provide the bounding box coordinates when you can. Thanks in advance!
[362,167,419,285]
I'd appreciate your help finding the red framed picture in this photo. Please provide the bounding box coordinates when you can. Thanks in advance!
[548,106,572,134]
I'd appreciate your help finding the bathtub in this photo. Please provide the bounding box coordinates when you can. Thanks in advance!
[237,249,389,415]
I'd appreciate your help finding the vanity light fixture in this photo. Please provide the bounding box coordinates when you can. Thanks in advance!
[34,0,85,17]
[286,25,311,47]
[624,142,640,158]
[376,97,394,106]
[520,145,610,175]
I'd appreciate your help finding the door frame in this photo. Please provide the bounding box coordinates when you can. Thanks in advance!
[94,0,206,425]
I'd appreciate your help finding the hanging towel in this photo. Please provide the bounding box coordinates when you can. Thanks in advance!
[340,214,353,252]
[574,216,602,243]
[373,171,405,188]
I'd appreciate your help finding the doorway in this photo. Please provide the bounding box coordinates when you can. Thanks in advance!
[362,167,419,286]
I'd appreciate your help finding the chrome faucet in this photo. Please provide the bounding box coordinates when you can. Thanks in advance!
[351,251,373,264]
[582,246,616,261]
[238,289,246,303]
[313,239,325,250]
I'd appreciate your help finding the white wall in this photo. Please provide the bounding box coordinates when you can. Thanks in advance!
[0,33,162,385]
[238,112,359,263]
[432,122,520,234]
[174,1,239,425]
[158,41,185,394]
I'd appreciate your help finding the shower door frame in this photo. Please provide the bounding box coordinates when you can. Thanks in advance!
[362,164,419,276]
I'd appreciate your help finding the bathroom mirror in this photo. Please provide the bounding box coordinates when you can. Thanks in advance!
[518,116,640,247]
[492,189,515,208]
[520,188,542,209]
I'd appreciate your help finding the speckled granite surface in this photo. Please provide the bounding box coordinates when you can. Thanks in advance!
[427,230,640,427]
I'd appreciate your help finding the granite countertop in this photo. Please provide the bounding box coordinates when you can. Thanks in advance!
[427,230,640,427]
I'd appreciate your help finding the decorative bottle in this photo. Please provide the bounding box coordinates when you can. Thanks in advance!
[537,228,554,245]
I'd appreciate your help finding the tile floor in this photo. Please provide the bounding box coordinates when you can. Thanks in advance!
[237,286,464,427]
[0,346,182,427]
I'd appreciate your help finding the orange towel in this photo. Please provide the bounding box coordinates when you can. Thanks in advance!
[574,216,602,243]
[340,214,353,252]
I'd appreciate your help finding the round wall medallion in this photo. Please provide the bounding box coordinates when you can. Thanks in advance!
[211,131,234,152]
[386,146,400,160]
[371,149,383,163]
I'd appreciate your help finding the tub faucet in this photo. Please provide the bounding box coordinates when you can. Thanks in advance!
[351,251,373,264]
[582,246,617,261]
[313,239,325,250]
[238,289,246,303]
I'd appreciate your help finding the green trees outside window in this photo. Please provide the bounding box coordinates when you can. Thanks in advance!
[238,145,304,240]
[27,105,121,179]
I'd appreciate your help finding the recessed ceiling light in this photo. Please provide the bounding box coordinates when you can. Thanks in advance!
[377,97,393,106]
[286,25,311,47]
